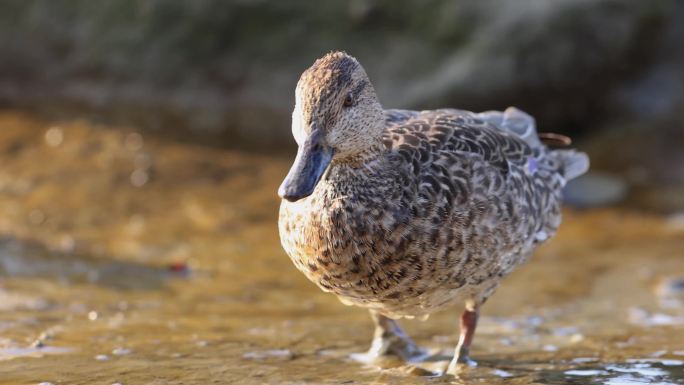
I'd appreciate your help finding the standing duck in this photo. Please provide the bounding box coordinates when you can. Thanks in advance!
[278,51,589,374]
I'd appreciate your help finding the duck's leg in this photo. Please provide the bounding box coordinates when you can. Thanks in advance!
[446,305,480,373]
[365,310,425,361]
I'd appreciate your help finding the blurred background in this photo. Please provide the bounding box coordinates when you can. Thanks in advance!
[0,1,683,384]
[1,0,683,209]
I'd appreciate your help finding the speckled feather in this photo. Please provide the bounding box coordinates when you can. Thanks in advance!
[279,52,588,319]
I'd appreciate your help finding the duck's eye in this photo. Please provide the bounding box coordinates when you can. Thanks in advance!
[343,93,354,108]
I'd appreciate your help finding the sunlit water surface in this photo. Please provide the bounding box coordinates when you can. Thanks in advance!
[0,112,682,384]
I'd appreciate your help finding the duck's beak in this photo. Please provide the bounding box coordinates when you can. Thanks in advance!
[278,129,333,202]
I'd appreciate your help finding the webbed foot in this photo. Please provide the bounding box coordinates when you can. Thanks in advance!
[353,310,428,364]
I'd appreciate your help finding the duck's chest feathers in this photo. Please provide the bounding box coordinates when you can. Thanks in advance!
[279,165,417,295]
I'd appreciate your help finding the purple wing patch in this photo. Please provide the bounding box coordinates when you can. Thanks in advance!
[527,156,538,174]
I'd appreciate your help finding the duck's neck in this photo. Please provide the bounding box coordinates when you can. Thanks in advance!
[331,138,385,168]
[322,139,396,198]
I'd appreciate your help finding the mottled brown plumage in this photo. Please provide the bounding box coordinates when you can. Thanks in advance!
[278,51,589,373]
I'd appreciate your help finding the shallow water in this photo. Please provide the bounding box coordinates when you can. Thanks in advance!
[0,111,682,384]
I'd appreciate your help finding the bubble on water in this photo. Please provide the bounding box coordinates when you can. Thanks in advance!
[134,153,152,169]
[59,235,76,252]
[28,209,46,225]
[44,127,64,147]
[1,346,73,359]
[629,307,684,326]
[665,211,684,232]
[88,311,98,321]
[569,333,584,343]
[552,326,579,336]
[572,357,599,363]
[126,214,146,235]
[492,369,513,377]
[124,132,144,151]
[242,349,294,360]
[130,169,149,187]
[112,347,131,356]
[95,354,109,361]
[87,269,100,283]
[247,327,275,336]
[655,276,684,309]
[108,312,125,328]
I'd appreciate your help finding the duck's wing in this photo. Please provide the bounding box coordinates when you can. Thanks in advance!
[383,108,534,178]
[385,109,420,127]
[383,107,588,184]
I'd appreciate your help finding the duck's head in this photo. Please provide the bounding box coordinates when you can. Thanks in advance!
[278,51,384,202]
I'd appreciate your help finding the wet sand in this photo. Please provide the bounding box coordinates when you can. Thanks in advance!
[0,111,682,384]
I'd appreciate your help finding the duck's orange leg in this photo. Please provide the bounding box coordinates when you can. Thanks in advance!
[447,306,480,373]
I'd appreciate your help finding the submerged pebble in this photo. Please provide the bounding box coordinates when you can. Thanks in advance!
[565,369,608,376]
[606,363,667,377]
[393,365,436,377]
[604,375,678,385]
[626,358,684,366]
[655,276,684,300]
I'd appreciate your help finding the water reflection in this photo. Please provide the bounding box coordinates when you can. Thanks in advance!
[0,237,173,290]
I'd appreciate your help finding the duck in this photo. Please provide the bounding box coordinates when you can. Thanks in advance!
[277,51,589,374]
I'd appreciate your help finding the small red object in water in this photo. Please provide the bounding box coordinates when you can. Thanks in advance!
[168,262,189,274]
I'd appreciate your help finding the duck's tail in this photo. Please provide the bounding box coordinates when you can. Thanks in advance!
[478,107,589,181]
[478,106,542,148]
[553,149,590,181]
